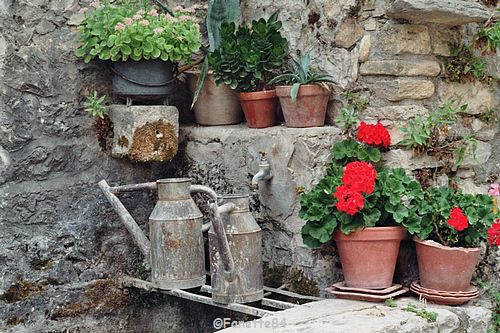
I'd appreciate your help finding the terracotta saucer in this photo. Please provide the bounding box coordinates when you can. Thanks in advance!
[325,286,408,303]
[410,288,478,305]
[331,282,403,295]
[410,281,479,297]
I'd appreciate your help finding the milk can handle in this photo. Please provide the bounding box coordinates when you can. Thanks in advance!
[190,185,235,275]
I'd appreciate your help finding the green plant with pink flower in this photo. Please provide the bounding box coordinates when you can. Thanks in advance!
[75,0,201,63]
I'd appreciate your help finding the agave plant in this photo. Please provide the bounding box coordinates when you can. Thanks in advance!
[268,52,335,103]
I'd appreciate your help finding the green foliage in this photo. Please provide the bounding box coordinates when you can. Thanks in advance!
[75,1,201,63]
[84,91,107,119]
[440,44,491,83]
[208,13,288,92]
[385,298,397,307]
[474,19,500,55]
[335,90,369,134]
[300,140,425,248]
[477,109,499,124]
[399,99,466,150]
[403,304,438,322]
[414,186,499,248]
[191,0,240,108]
[398,100,475,169]
[207,0,240,51]
[268,52,334,103]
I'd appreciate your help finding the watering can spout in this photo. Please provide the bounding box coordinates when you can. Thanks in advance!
[98,180,152,258]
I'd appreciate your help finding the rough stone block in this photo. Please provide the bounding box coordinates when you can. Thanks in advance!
[438,82,497,115]
[461,141,491,168]
[360,60,441,77]
[0,145,11,183]
[318,48,359,89]
[358,35,371,63]
[372,24,431,56]
[363,18,377,31]
[370,79,435,101]
[430,29,458,56]
[109,105,179,162]
[471,118,499,141]
[387,0,490,26]
[334,17,364,49]
[383,149,444,170]
[364,105,429,120]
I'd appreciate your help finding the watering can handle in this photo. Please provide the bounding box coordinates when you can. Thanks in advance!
[98,180,151,258]
[189,185,236,276]
[109,182,157,193]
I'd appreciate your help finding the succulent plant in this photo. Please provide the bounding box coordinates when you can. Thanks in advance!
[209,12,288,92]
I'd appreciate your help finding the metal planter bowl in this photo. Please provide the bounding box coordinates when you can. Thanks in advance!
[111,60,176,101]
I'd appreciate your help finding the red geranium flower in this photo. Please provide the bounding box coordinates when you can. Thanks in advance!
[341,161,377,194]
[334,185,365,216]
[357,121,391,148]
[447,207,469,231]
[488,219,500,246]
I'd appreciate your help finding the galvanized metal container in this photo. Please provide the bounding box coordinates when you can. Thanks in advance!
[111,60,176,100]
[209,194,263,304]
[149,178,206,289]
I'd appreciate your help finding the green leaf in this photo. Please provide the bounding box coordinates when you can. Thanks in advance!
[362,209,381,227]
[190,58,210,109]
[75,48,86,57]
[143,42,153,53]
[151,48,161,59]
[290,82,301,104]
[120,44,132,55]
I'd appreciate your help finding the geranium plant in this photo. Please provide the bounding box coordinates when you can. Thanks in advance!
[300,122,426,248]
[75,0,201,63]
[413,185,499,248]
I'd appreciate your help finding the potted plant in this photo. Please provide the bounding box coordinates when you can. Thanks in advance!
[268,52,334,128]
[300,122,426,289]
[411,186,499,292]
[209,13,288,128]
[75,0,201,102]
[185,0,243,126]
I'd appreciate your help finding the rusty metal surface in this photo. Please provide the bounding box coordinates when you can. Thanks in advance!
[120,276,276,317]
[148,179,206,289]
[210,194,264,304]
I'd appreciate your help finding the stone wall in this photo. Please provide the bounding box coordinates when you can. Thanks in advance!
[0,0,498,332]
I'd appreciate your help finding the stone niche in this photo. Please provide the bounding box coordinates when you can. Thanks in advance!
[109,105,179,162]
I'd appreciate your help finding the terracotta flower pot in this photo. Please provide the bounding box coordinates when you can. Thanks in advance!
[186,71,243,126]
[333,226,407,289]
[237,90,277,128]
[414,237,481,292]
[275,84,330,128]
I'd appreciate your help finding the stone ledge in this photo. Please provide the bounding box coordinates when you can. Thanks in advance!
[180,124,343,142]
[387,0,490,26]
[220,297,491,332]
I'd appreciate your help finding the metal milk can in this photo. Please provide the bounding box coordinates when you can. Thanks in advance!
[209,194,263,304]
[98,178,222,290]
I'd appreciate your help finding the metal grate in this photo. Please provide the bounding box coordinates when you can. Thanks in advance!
[120,276,322,318]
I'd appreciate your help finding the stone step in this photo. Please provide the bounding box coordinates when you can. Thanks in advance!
[219,297,491,332]
[387,0,490,26]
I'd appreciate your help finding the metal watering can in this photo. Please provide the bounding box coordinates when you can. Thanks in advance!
[210,194,263,304]
[98,178,263,304]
